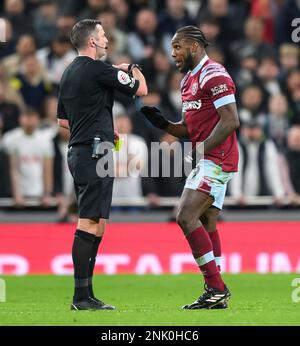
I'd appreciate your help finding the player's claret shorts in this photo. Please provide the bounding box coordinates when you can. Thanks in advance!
[184,159,235,210]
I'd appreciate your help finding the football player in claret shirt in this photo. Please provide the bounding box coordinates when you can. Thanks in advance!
[141,26,240,309]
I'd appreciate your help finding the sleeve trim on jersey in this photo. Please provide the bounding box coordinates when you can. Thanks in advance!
[213,94,236,109]
[200,72,230,89]
[199,65,226,84]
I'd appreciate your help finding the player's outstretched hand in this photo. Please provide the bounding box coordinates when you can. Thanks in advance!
[140,106,170,130]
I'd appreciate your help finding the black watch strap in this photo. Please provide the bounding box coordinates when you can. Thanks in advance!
[128,63,142,75]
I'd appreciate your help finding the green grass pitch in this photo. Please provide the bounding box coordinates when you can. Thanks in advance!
[0,274,299,326]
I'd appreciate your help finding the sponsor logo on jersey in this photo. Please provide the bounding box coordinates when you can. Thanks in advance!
[117,71,131,85]
[182,99,202,112]
[191,82,198,95]
[210,84,228,96]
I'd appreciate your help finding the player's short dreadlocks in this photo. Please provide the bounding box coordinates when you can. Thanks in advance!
[176,26,209,48]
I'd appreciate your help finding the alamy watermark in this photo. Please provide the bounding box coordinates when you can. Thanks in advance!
[0,18,6,43]
[0,278,6,303]
[94,135,205,179]
[291,278,300,303]
[291,18,300,43]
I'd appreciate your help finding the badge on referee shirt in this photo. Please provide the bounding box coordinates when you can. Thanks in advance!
[117,71,131,85]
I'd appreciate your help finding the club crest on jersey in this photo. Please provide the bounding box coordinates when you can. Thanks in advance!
[191,82,198,95]
[117,71,131,85]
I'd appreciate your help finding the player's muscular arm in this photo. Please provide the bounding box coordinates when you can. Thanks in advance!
[202,103,239,153]
[140,106,189,138]
[165,114,189,138]
[57,118,69,130]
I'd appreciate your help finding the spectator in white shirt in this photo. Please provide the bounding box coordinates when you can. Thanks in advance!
[229,119,285,205]
[37,35,76,88]
[53,126,74,222]
[112,112,148,202]
[1,108,54,207]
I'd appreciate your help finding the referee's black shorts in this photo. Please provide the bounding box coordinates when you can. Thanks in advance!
[67,145,114,219]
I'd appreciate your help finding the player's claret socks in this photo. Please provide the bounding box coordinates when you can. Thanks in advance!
[208,229,222,272]
[185,226,225,291]
[88,236,102,301]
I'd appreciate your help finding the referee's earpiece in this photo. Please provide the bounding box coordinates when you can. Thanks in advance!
[92,39,107,50]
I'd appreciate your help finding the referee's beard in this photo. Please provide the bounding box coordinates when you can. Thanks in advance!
[95,46,107,61]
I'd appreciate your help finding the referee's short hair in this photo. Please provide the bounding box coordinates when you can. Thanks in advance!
[70,19,102,50]
[175,25,209,48]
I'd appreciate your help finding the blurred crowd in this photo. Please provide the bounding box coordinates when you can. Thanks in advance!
[0,0,300,220]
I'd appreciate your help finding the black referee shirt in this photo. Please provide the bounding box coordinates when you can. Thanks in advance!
[57,56,139,147]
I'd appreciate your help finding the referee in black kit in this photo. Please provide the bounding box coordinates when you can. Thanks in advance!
[57,19,148,310]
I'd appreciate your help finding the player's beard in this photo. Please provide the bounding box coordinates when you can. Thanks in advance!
[181,53,194,73]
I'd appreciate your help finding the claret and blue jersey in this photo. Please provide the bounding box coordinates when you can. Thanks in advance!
[181,55,239,172]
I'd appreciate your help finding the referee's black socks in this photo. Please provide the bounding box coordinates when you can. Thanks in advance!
[72,229,96,302]
[88,236,102,300]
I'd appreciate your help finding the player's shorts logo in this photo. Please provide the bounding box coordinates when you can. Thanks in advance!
[117,71,131,85]
[191,82,198,95]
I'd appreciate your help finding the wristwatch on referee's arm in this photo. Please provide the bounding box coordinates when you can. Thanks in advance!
[128,63,142,76]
